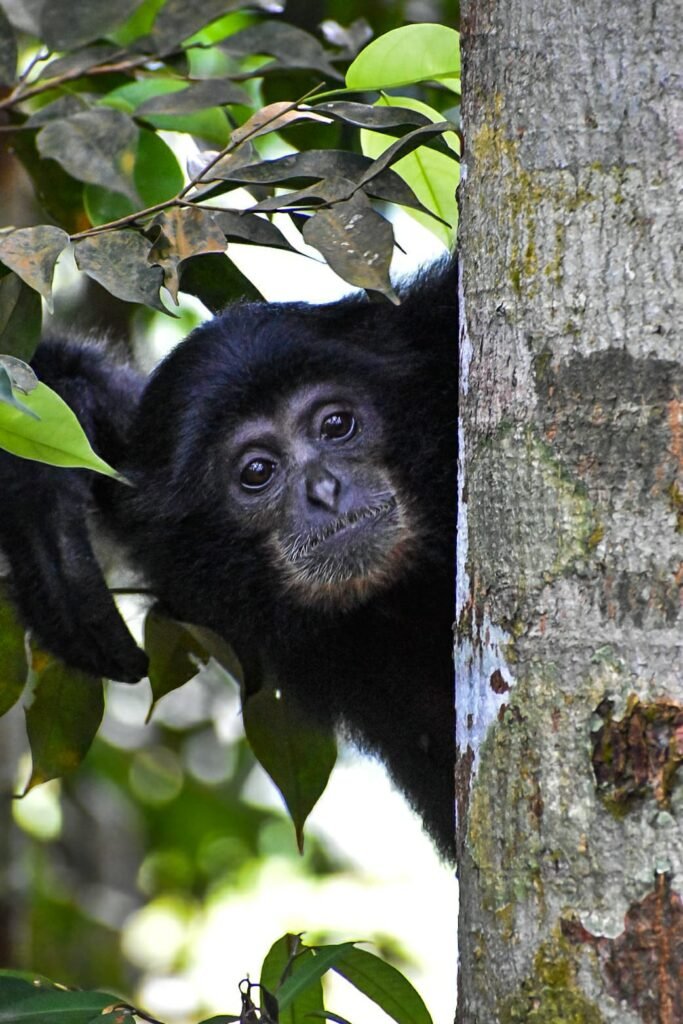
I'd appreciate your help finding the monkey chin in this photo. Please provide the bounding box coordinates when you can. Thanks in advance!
[274,498,417,613]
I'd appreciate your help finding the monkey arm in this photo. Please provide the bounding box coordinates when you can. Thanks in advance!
[0,339,148,682]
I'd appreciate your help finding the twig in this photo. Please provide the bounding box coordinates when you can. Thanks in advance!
[178,81,326,198]
[0,51,150,112]
[0,38,249,114]
[70,198,178,240]
[14,47,51,91]
[70,83,327,241]
[175,199,243,213]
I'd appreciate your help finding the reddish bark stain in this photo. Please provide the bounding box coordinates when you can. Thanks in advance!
[667,398,683,469]
[562,874,683,1024]
[455,744,475,857]
[528,778,544,822]
[490,669,509,694]
[591,697,683,809]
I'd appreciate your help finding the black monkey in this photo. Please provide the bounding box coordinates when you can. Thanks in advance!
[0,257,457,858]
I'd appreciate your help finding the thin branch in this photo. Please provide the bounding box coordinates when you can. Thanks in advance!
[0,51,149,112]
[175,199,243,213]
[0,39,235,113]
[14,47,51,90]
[178,81,326,198]
[70,198,178,240]
[70,83,327,241]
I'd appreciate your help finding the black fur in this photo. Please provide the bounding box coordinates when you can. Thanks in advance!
[0,258,457,857]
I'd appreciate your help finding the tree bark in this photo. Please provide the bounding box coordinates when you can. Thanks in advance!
[455,0,683,1021]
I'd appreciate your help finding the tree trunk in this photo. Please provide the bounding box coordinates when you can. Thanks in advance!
[0,708,27,965]
[455,0,683,1020]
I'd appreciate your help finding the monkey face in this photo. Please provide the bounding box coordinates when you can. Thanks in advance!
[223,382,418,609]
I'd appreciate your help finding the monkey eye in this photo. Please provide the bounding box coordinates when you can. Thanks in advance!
[240,457,276,490]
[320,410,357,442]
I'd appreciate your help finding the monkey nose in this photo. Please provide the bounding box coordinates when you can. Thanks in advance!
[306,467,341,512]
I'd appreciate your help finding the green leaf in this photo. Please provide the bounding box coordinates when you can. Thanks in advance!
[37,110,140,203]
[134,128,184,200]
[102,80,231,147]
[346,24,460,90]
[38,0,146,49]
[202,152,432,221]
[260,933,299,993]
[0,381,119,476]
[243,680,337,852]
[303,196,397,300]
[35,45,122,85]
[307,1013,352,1024]
[0,226,69,310]
[212,211,294,251]
[197,1017,241,1024]
[141,108,231,147]
[136,79,250,112]
[0,585,27,717]
[357,122,457,186]
[313,100,432,131]
[278,943,357,1011]
[0,983,118,1022]
[333,948,433,1024]
[0,355,38,395]
[218,22,341,79]
[179,252,262,312]
[108,0,166,46]
[98,1013,140,1023]
[25,95,90,128]
[361,96,460,247]
[10,130,86,236]
[375,96,460,156]
[148,206,227,302]
[184,624,243,682]
[99,78,189,114]
[0,6,17,84]
[150,0,277,51]
[208,148,389,186]
[84,128,184,227]
[0,272,41,360]
[0,969,55,987]
[261,935,325,1024]
[23,654,104,790]
[0,365,39,420]
[74,231,167,313]
[144,608,209,714]
[0,976,36,1010]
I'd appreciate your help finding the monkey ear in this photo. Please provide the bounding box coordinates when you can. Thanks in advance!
[0,461,148,683]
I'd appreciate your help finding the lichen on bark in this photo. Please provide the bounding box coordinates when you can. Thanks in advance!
[498,936,604,1024]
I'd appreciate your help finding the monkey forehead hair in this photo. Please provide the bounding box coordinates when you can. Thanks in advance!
[126,281,457,503]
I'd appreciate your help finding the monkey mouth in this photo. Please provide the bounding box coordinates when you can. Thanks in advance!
[274,494,416,609]
[289,496,398,562]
